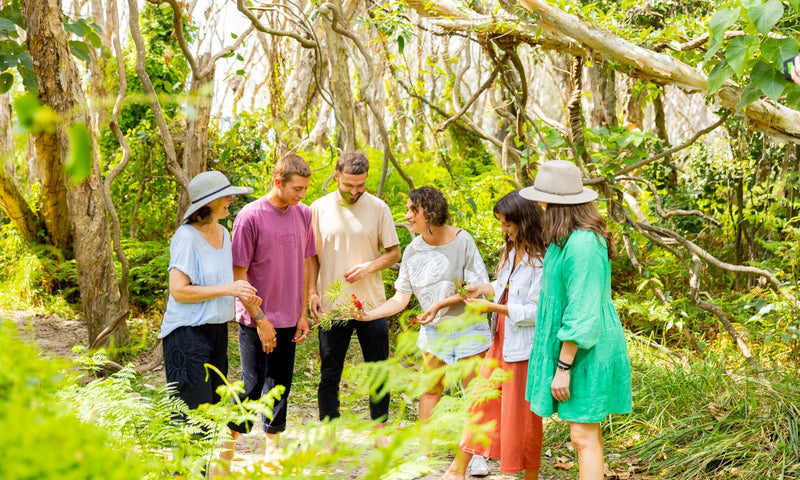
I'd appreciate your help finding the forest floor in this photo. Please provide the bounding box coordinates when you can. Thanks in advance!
[11,311,652,480]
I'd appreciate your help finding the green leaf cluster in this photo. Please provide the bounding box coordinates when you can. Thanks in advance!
[705,0,800,110]
[0,0,36,92]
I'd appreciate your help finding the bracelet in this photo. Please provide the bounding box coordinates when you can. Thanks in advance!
[557,359,572,371]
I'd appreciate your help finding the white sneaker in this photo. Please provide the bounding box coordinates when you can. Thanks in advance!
[468,455,490,477]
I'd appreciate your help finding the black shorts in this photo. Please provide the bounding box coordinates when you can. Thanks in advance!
[163,322,229,409]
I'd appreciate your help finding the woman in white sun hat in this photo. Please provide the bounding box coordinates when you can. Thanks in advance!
[520,160,632,480]
[160,171,259,413]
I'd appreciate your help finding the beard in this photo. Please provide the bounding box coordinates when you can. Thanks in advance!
[341,189,363,204]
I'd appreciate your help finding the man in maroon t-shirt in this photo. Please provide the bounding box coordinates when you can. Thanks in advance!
[226,153,316,459]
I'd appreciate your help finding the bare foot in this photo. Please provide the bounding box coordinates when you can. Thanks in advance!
[211,435,239,477]
[440,463,466,480]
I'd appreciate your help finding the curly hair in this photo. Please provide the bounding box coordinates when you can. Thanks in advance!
[408,186,449,227]
[493,190,546,269]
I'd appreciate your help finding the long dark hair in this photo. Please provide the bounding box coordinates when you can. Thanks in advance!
[543,202,614,259]
[493,190,546,270]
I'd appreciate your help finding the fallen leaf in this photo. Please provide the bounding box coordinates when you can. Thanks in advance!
[554,456,574,470]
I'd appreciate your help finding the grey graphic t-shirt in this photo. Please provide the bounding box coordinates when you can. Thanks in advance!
[395,230,490,326]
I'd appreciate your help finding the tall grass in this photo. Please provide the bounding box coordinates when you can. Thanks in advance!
[609,342,800,479]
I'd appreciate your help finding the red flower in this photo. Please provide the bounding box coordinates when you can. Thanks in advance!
[351,294,363,310]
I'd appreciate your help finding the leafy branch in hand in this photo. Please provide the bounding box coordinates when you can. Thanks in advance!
[316,279,367,330]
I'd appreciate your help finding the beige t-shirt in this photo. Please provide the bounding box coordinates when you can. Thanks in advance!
[311,191,400,311]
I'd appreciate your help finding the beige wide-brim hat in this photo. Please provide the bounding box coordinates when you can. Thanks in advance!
[520,160,598,205]
[182,170,253,220]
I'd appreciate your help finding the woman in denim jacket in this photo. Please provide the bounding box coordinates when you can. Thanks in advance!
[442,190,546,479]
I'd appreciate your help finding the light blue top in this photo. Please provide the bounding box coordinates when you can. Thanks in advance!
[159,224,235,339]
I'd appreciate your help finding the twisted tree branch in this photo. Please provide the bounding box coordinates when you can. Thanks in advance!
[620,176,722,227]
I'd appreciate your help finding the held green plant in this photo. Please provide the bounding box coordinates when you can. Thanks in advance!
[315,279,367,330]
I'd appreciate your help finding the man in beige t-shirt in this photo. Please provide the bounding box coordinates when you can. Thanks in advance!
[308,151,401,426]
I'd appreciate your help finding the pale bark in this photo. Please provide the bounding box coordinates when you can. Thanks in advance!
[86,0,108,140]
[25,83,72,248]
[283,42,319,126]
[588,60,615,127]
[622,75,644,131]
[319,1,415,190]
[90,0,133,350]
[23,0,127,345]
[321,0,356,151]
[517,0,800,142]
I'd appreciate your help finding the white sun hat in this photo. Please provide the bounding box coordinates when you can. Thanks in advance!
[182,170,253,220]
[519,160,598,205]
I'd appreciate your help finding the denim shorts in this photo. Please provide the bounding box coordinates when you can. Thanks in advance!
[417,316,491,365]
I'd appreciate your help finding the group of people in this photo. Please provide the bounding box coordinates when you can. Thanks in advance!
[159,152,633,479]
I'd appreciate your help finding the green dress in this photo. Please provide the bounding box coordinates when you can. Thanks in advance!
[525,230,632,423]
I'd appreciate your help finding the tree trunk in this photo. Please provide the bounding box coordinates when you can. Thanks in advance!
[0,93,41,240]
[283,42,318,128]
[588,60,615,127]
[623,76,644,130]
[23,0,128,345]
[322,0,357,151]
[177,61,215,219]
[87,0,108,137]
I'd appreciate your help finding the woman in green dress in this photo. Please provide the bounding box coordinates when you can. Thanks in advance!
[520,160,632,480]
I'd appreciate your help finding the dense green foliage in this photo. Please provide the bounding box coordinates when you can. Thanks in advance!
[0,321,148,480]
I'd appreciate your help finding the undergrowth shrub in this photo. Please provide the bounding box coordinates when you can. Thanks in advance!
[0,320,147,479]
[121,238,170,315]
[612,346,800,479]
[0,225,75,316]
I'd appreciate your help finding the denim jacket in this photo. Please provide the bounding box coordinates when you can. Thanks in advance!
[491,249,543,362]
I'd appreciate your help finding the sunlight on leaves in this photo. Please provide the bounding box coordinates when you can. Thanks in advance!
[66,123,92,184]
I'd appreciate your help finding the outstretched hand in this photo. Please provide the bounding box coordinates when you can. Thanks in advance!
[344,262,371,284]
[416,304,440,325]
[792,56,800,87]
[463,297,490,313]
[463,282,493,300]
[231,280,259,305]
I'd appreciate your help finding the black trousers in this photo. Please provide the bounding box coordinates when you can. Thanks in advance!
[163,322,228,409]
[317,318,390,422]
[230,324,296,434]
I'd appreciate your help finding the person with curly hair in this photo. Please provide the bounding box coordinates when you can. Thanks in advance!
[355,186,492,474]
[441,190,546,479]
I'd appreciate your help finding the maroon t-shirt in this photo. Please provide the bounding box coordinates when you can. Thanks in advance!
[232,196,316,328]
